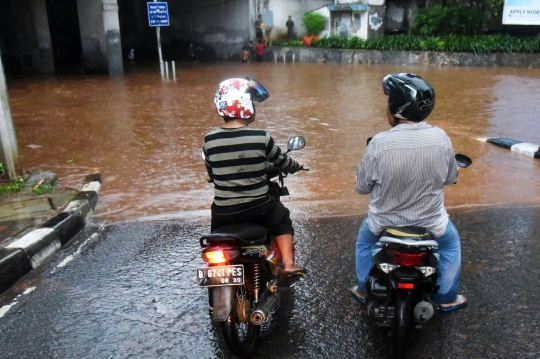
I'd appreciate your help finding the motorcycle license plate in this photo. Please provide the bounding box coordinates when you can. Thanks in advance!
[196,264,244,287]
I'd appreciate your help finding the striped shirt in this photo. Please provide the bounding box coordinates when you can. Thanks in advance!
[356,122,458,237]
[204,127,300,207]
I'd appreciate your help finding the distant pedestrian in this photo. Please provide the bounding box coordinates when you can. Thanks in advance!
[286,16,295,39]
[255,15,263,41]
[255,39,265,62]
[241,46,250,63]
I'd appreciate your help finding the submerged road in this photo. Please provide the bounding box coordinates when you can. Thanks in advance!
[0,206,539,359]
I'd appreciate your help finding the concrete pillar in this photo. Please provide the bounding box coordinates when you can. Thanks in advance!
[31,0,55,75]
[103,0,124,77]
[76,0,123,76]
[0,54,20,179]
[11,0,41,74]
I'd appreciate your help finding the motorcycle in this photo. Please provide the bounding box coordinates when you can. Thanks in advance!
[196,136,307,357]
[364,150,472,358]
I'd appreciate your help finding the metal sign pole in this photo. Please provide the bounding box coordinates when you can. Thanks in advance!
[154,0,164,79]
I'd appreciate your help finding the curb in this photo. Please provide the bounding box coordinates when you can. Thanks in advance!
[484,137,540,159]
[0,173,101,294]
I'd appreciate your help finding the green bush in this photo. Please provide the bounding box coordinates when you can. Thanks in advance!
[272,34,540,54]
[0,178,24,193]
[302,12,326,36]
[412,5,485,36]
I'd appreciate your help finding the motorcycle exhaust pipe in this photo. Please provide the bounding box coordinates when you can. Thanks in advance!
[250,294,279,325]
[414,301,434,324]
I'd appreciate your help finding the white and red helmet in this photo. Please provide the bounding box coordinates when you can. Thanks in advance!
[214,77,269,119]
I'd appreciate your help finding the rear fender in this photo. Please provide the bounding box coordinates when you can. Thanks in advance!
[211,286,235,322]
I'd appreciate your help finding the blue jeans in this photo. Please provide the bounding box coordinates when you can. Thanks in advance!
[355,217,461,304]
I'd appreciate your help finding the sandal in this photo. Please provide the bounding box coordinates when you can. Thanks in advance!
[438,294,468,312]
[350,285,366,305]
[282,267,308,277]
[277,267,307,288]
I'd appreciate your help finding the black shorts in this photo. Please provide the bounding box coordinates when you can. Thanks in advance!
[256,30,263,40]
[211,196,294,236]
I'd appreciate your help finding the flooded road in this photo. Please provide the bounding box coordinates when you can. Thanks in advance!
[8,63,540,223]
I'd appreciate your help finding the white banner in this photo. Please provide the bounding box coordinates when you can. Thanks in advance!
[503,0,540,25]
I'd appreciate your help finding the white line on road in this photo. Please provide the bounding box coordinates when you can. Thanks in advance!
[0,286,36,318]
[51,231,101,273]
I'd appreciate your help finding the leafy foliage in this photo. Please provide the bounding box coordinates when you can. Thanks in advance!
[32,182,54,194]
[0,178,25,193]
[302,12,326,36]
[412,5,486,36]
[273,35,540,54]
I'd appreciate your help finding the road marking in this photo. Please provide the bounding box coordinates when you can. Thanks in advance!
[0,286,36,318]
[51,230,102,273]
[0,302,18,318]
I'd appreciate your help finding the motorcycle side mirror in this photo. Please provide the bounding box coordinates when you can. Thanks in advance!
[455,154,472,168]
[287,136,306,151]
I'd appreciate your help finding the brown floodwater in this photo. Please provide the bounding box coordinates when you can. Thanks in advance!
[7,62,540,223]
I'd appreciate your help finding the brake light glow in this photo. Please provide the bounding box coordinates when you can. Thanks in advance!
[398,282,415,289]
[389,249,429,267]
[204,250,226,264]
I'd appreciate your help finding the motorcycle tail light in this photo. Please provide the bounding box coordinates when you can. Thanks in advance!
[202,249,240,264]
[203,250,226,264]
[389,249,429,267]
[398,282,415,289]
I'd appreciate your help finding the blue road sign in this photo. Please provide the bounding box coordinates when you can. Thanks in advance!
[148,2,169,27]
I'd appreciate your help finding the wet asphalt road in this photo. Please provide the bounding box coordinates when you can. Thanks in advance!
[1,206,539,359]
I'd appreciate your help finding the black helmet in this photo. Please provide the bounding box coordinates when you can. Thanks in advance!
[382,73,435,123]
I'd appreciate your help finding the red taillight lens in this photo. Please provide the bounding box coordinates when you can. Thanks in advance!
[389,249,429,267]
[204,250,226,264]
[398,282,415,289]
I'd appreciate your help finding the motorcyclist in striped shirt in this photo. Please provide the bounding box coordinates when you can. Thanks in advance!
[203,77,307,278]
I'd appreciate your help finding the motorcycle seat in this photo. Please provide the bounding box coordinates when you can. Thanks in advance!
[379,226,438,247]
[200,223,268,247]
[379,236,439,248]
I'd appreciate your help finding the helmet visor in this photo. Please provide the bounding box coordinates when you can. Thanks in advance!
[245,77,269,102]
[382,75,392,96]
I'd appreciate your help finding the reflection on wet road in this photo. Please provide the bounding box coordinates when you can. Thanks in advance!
[1,207,539,358]
[8,63,540,223]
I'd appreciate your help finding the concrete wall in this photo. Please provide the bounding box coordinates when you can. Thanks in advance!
[267,45,540,68]
[169,0,251,60]
[367,5,385,38]
[313,6,331,38]
[166,0,333,59]
[263,0,331,40]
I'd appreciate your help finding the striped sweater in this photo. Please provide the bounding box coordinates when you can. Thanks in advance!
[203,127,300,206]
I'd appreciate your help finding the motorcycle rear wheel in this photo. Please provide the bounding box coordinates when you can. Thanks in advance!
[391,290,412,358]
[221,278,261,357]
